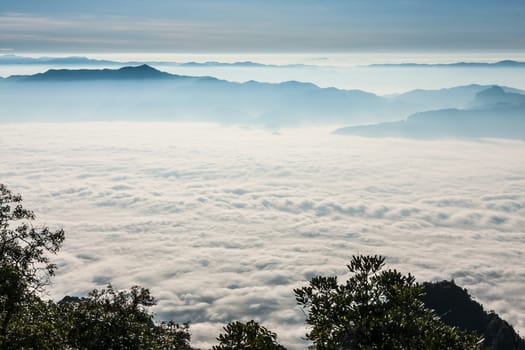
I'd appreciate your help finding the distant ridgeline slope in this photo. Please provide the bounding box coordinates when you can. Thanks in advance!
[423,281,525,350]
[334,86,525,139]
[1,65,524,131]
[368,60,525,68]
[0,54,304,67]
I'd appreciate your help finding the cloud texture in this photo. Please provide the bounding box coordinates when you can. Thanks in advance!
[1,123,524,349]
[1,0,525,52]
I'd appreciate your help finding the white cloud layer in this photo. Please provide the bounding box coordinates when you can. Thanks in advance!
[1,122,524,349]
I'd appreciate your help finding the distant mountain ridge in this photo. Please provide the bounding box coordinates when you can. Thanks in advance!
[470,85,525,108]
[423,280,525,350]
[369,60,525,68]
[334,86,525,139]
[0,54,308,68]
[0,65,397,127]
[9,65,177,81]
[1,65,524,133]
[6,55,525,69]
[0,54,117,65]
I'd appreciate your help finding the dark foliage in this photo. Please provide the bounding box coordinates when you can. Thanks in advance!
[59,284,193,349]
[423,280,525,350]
[0,184,65,348]
[1,184,192,349]
[295,255,481,349]
[212,320,286,350]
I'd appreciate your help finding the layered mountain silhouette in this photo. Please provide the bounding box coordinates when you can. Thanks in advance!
[3,55,525,69]
[1,65,524,133]
[388,84,523,111]
[0,65,405,126]
[0,54,117,65]
[335,86,525,139]
[0,54,305,68]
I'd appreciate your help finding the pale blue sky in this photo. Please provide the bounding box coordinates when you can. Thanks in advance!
[0,0,524,53]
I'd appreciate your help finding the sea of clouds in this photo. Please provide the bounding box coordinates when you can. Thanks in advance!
[1,122,524,349]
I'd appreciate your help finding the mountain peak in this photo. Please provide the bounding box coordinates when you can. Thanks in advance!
[120,64,156,71]
[115,64,169,78]
[471,85,525,108]
[12,65,173,82]
[477,85,505,96]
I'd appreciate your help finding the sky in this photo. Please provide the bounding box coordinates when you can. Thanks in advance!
[1,0,524,54]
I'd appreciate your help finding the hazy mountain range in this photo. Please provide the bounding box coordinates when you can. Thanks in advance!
[1,65,524,138]
[3,55,525,69]
[0,54,307,68]
[368,60,525,68]
[335,86,525,139]
[0,65,408,126]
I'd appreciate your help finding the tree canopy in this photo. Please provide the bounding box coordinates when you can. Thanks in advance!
[294,255,481,350]
[212,320,286,350]
[0,184,65,348]
[59,284,192,349]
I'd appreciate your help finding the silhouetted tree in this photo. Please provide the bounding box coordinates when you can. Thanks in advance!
[3,295,69,349]
[61,284,193,349]
[154,320,193,349]
[0,184,64,348]
[212,320,287,350]
[295,255,481,349]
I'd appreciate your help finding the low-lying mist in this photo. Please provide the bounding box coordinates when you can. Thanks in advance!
[1,122,524,349]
